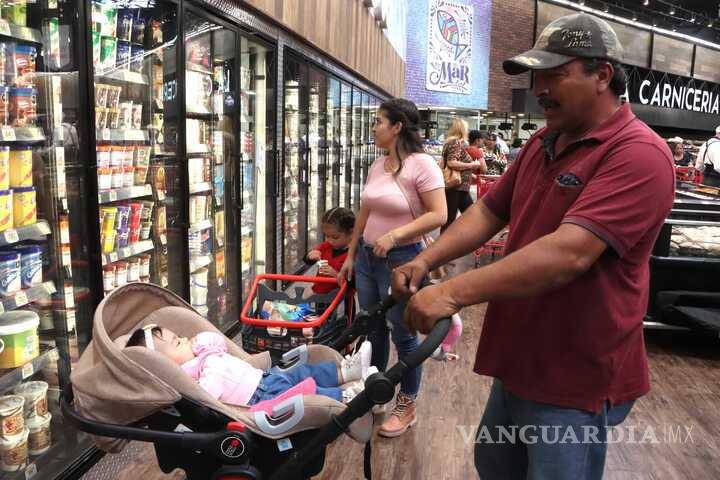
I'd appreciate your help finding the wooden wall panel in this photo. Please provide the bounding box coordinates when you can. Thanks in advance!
[242,0,404,97]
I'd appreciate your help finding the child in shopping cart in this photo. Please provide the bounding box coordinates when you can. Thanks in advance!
[305,207,355,293]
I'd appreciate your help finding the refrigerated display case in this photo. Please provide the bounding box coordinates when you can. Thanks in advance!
[0,0,96,477]
[307,68,326,248]
[339,81,350,208]
[351,87,361,211]
[326,77,340,211]
[359,90,369,194]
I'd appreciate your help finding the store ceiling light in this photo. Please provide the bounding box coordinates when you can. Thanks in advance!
[643,0,649,5]
[669,5,675,15]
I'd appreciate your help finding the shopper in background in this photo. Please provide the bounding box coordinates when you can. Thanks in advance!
[392,13,674,480]
[338,98,446,438]
[496,131,510,155]
[667,137,691,166]
[694,126,720,186]
[441,120,485,233]
[483,133,508,175]
[507,137,523,165]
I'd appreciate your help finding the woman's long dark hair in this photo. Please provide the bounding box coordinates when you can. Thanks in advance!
[378,98,425,175]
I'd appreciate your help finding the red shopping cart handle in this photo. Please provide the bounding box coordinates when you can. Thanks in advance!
[240,273,348,329]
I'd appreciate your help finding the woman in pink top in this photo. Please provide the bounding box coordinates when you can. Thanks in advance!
[338,98,447,438]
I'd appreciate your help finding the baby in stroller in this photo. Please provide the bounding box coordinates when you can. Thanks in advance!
[125,325,374,406]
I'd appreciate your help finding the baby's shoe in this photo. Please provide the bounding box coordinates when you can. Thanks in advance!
[340,341,372,383]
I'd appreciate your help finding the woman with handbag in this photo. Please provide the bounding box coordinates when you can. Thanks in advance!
[441,120,485,233]
[338,98,447,437]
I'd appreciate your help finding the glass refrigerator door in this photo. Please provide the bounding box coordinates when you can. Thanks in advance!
[351,87,362,211]
[360,91,369,192]
[339,82,350,208]
[184,15,240,330]
[326,77,340,211]
[239,37,272,296]
[91,2,183,298]
[307,68,326,248]
[282,57,307,272]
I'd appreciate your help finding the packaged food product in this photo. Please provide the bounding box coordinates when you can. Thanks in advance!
[139,275,149,283]
[116,229,129,249]
[127,258,139,281]
[102,231,115,254]
[94,84,108,108]
[132,14,146,44]
[139,253,150,277]
[110,166,123,189]
[190,267,208,307]
[118,101,133,129]
[100,206,117,234]
[140,200,154,220]
[109,146,123,168]
[131,103,142,129]
[30,298,52,331]
[130,45,144,73]
[116,9,133,42]
[13,381,48,418]
[134,165,148,185]
[0,396,24,436]
[0,250,20,296]
[128,202,142,228]
[106,86,121,109]
[92,30,101,67]
[2,0,27,27]
[106,108,119,129]
[8,88,37,127]
[0,427,28,471]
[102,265,115,292]
[26,412,50,455]
[116,40,131,70]
[12,186,36,227]
[122,145,134,167]
[155,205,166,235]
[150,18,162,46]
[122,165,134,187]
[139,219,151,240]
[9,147,31,188]
[100,4,117,37]
[153,165,166,193]
[0,311,39,368]
[116,205,130,230]
[96,145,111,168]
[0,86,8,125]
[95,107,108,129]
[13,46,36,88]
[14,245,42,288]
[43,18,61,70]
[0,190,12,231]
[128,226,139,244]
[0,147,9,190]
[115,261,128,287]
[134,145,150,167]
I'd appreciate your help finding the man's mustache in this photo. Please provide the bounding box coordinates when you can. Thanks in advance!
[538,96,559,109]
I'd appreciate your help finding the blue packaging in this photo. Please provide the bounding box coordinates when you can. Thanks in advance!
[13,244,41,288]
[116,9,133,42]
[0,250,20,295]
[130,44,144,73]
[116,41,131,69]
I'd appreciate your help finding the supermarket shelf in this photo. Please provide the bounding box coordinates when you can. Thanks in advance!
[96,129,149,142]
[98,184,153,204]
[0,344,57,393]
[0,21,42,44]
[187,110,219,120]
[190,255,212,273]
[102,240,154,266]
[0,126,45,143]
[97,69,149,85]
[0,281,56,313]
[189,182,212,194]
[0,220,51,247]
[189,219,213,233]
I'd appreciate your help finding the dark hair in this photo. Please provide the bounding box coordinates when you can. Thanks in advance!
[497,132,505,139]
[511,137,523,148]
[468,130,483,145]
[581,59,627,97]
[378,98,425,175]
[486,133,497,142]
[126,326,162,348]
[321,207,355,233]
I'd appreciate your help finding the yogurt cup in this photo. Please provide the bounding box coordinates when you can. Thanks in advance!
[13,381,48,418]
[26,413,50,455]
[0,251,21,296]
[14,244,42,288]
[0,427,28,471]
[0,396,24,437]
[0,190,12,232]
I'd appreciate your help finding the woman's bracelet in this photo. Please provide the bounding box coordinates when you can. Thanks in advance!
[388,231,398,248]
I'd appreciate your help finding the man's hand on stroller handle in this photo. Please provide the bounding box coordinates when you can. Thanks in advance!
[402,282,461,335]
[391,257,431,300]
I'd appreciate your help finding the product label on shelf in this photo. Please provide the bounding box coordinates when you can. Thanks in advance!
[3,229,18,244]
[1,125,15,141]
[14,290,28,307]
[109,190,118,202]
[160,234,167,245]
[0,20,10,37]
[21,361,34,379]
[65,287,74,308]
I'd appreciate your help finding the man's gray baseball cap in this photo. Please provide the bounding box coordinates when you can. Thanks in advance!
[503,13,624,75]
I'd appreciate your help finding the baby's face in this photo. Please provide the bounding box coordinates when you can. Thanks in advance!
[154,328,195,365]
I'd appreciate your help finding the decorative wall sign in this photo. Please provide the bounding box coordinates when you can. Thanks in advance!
[426,0,473,94]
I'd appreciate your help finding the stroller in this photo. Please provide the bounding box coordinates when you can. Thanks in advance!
[61,283,449,480]
[240,274,356,362]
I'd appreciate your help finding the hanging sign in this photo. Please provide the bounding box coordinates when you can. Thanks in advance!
[627,67,720,115]
[426,0,473,95]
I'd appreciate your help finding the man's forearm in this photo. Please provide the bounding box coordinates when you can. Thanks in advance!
[419,200,506,269]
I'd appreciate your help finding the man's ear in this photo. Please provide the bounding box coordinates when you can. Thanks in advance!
[596,62,614,94]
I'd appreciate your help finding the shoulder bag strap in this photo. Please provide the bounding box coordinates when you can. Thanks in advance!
[392,174,433,249]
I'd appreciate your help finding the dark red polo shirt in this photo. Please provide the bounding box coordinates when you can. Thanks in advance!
[475,103,675,413]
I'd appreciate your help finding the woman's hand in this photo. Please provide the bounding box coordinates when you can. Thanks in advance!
[307,250,322,262]
[338,258,354,283]
[373,232,396,258]
[318,264,338,277]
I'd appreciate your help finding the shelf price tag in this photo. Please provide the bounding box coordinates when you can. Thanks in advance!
[109,252,118,263]
[21,361,34,379]
[1,125,15,141]
[0,20,10,36]
[109,191,118,202]
[14,290,28,306]
[3,229,18,244]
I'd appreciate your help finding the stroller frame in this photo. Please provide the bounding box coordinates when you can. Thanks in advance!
[61,294,451,480]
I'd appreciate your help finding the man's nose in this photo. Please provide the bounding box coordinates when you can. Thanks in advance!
[532,73,548,97]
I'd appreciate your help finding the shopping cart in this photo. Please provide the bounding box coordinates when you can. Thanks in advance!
[475,175,508,266]
[240,274,356,362]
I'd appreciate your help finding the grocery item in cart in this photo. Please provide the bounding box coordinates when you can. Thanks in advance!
[13,381,48,418]
[0,395,24,436]
[8,88,36,127]
[11,45,36,88]
[0,311,39,368]
[9,146,32,188]
[0,190,11,231]
[26,412,50,455]
[0,426,28,471]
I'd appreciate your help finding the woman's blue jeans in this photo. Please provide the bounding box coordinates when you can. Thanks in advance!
[354,240,424,397]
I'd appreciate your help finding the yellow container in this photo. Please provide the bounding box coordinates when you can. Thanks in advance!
[12,187,35,227]
[0,190,11,232]
[9,148,32,188]
[100,206,117,235]
[0,311,39,369]
[0,147,9,191]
